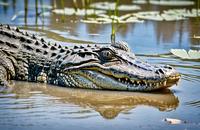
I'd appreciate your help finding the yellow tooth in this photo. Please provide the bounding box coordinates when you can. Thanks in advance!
[163,81,167,86]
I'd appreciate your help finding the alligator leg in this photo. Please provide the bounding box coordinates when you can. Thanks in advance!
[0,51,16,91]
[0,66,8,85]
[0,65,15,92]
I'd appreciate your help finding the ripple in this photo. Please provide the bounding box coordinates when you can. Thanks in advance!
[185,100,200,108]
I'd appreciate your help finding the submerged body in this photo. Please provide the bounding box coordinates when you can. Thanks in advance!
[0,24,180,91]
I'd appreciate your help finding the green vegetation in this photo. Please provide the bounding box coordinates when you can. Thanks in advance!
[111,0,119,44]
[24,0,28,25]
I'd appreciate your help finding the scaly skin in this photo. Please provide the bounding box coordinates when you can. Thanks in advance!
[0,24,180,91]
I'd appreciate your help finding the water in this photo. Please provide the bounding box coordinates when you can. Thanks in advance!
[0,0,200,130]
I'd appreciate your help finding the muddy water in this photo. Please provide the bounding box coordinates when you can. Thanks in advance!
[0,0,200,130]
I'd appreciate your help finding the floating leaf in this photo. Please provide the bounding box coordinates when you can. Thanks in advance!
[170,49,200,59]
[135,11,163,21]
[188,50,200,59]
[81,8,200,24]
[163,9,200,19]
[132,0,147,4]
[90,2,140,11]
[164,118,182,125]
[161,13,185,21]
[171,49,189,59]
[149,0,194,6]
[53,8,105,16]
[118,13,133,21]
[81,18,112,24]
[193,35,200,39]
[133,0,194,6]
[81,13,143,24]
[118,5,141,11]
[134,9,200,21]
[121,17,144,23]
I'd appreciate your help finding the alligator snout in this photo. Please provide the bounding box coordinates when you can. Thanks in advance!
[155,65,180,82]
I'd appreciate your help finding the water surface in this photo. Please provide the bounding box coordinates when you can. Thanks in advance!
[0,0,200,130]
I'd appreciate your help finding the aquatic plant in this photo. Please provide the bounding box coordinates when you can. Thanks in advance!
[170,49,200,60]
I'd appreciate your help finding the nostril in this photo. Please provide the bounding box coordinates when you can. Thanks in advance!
[164,65,173,69]
[156,69,165,74]
[159,69,165,74]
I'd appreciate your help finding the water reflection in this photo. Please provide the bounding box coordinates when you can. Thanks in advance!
[186,100,200,107]
[0,0,199,49]
[24,0,28,25]
[6,81,179,119]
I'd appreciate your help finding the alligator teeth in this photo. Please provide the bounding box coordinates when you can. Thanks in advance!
[163,81,167,86]
[118,79,121,82]
[144,81,147,85]
[125,78,128,81]
[156,83,159,87]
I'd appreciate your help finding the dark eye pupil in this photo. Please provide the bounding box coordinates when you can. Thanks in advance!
[102,51,111,58]
[105,52,109,56]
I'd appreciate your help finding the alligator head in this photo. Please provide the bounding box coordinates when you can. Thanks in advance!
[59,41,180,91]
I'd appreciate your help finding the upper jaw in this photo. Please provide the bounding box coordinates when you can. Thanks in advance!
[65,63,180,91]
[62,55,181,90]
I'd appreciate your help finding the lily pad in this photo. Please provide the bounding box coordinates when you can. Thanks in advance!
[161,13,185,21]
[118,5,141,11]
[81,18,112,24]
[188,50,200,59]
[81,8,200,24]
[81,13,143,24]
[170,49,200,59]
[53,8,105,16]
[163,9,200,19]
[120,17,144,23]
[132,0,147,4]
[133,0,194,6]
[135,11,164,21]
[193,35,200,39]
[149,0,194,6]
[90,2,140,11]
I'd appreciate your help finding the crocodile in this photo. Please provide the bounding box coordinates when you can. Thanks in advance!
[0,24,180,91]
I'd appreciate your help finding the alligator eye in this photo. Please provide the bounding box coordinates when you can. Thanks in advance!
[101,50,113,59]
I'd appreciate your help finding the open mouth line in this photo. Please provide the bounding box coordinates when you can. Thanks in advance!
[66,67,180,89]
[112,76,167,87]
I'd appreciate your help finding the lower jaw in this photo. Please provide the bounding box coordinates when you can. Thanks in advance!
[165,77,180,88]
[66,70,178,92]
